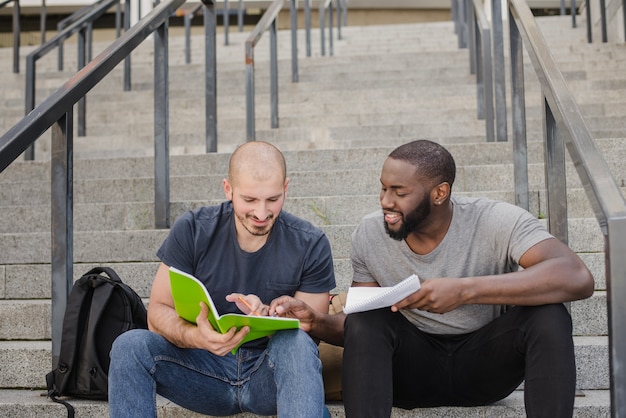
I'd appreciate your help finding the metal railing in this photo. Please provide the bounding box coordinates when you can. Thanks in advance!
[245,0,298,141]
[466,0,494,142]
[0,0,20,73]
[455,0,506,142]
[56,0,126,72]
[583,0,626,43]
[319,0,333,56]
[23,0,124,160]
[507,2,626,417]
[0,0,220,368]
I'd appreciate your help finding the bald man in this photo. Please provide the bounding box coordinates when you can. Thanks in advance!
[109,142,335,417]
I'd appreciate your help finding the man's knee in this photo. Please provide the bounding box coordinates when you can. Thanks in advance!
[522,304,572,336]
[110,328,154,363]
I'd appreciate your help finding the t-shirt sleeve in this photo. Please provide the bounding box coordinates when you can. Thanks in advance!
[349,218,378,284]
[297,233,336,293]
[156,211,196,272]
[495,203,554,264]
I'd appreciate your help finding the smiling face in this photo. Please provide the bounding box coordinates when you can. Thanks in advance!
[223,141,289,251]
[379,157,434,240]
[226,173,288,238]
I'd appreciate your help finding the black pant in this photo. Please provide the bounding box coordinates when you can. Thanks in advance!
[342,304,575,418]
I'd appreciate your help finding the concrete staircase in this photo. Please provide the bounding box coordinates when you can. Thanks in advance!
[0,10,624,417]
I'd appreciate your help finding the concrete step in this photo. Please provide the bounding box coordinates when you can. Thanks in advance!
[1,187,623,234]
[0,290,608,341]
[0,336,610,390]
[0,218,609,265]
[0,389,611,417]
[1,160,624,208]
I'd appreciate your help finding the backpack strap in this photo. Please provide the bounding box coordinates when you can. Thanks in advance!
[84,266,122,283]
[46,389,75,418]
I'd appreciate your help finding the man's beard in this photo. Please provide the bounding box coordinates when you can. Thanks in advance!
[237,213,275,236]
[384,199,431,241]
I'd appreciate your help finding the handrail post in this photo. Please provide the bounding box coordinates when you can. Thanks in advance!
[77,26,87,137]
[204,0,217,152]
[492,0,508,141]
[320,0,326,56]
[328,0,334,56]
[224,0,229,46]
[607,218,626,418]
[12,0,20,73]
[123,0,131,91]
[599,0,607,42]
[185,13,192,64]
[57,19,64,71]
[24,54,36,160]
[305,0,311,57]
[50,109,74,368]
[458,0,467,48]
[290,0,298,83]
[40,0,46,43]
[154,15,170,229]
[237,0,243,32]
[585,0,592,42]
[467,0,476,75]
[270,19,278,129]
[508,7,528,211]
[481,19,494,143]
[245,40,255,141]
[542,97,568,243]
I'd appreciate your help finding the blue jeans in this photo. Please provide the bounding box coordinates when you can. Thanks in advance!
[109,328,325,417]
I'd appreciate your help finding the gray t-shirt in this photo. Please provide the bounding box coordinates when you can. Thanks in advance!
[350,195,553,334]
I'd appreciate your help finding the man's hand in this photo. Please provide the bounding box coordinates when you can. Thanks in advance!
[269,296,317,333]
[194,302,249,356]
[225,293,269,316]
[392,277,469,314]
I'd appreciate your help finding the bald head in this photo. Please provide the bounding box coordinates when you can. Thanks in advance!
[228,141,287,187]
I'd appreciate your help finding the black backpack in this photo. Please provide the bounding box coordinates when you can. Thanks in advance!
[45,266,148,416]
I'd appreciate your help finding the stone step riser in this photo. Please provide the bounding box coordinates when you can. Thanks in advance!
[1,186,625,235]
[0,291,608,341]
[2,162,625,207]
[0,219,609,266]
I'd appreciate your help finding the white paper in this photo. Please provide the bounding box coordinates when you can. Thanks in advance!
[343,274,421,314]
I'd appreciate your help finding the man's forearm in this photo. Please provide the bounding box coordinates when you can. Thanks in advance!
[310,312,346,347]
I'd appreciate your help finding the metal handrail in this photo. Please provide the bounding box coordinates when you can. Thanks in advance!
[0,0,190,368]
[508,2,626,417]
[56,0,124,71]
[24,0,122,160]
[245,0,298,141]
[0,0,20,73]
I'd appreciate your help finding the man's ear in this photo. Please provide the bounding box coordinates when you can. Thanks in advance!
[223,178,233,200]
[283,177,290,197]
[431,182,451,206]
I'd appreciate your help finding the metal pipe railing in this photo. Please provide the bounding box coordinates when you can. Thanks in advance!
[0,0,20,73]
[468,0,494,143]
[56,0,123,71]
[490,0,507,142]
[24,0,121,160]
[245,0,299,141]
[320,0,333,56]
[0,0,190,367]
[508,2,626,417]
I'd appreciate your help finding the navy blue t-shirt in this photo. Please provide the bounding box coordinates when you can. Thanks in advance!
[157,201,336,318]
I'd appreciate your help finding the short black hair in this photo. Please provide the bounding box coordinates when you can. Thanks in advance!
[388,140,456,188]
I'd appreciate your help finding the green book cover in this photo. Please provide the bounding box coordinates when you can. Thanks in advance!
[169,267,300,353]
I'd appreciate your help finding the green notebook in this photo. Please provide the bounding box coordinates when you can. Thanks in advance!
[169,267,300,353]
